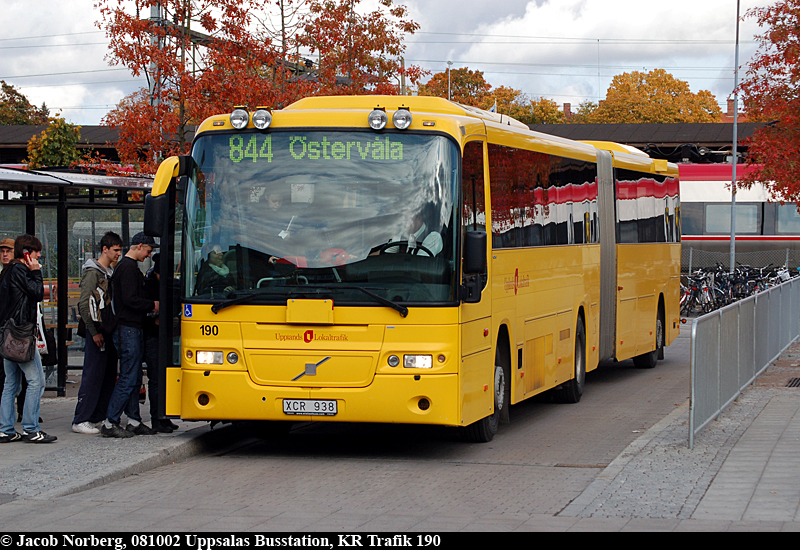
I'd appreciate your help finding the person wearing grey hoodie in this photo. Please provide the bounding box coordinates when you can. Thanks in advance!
[71,232,122,434]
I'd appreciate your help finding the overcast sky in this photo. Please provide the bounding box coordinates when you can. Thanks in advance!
[1,0,769,126]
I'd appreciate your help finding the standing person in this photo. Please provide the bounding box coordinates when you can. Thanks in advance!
[0,235,56,443]
[71,232,122,435]
[0,238,13,268]
[142,254,178,433]
[100,232,159,438]
[0,238,15,404]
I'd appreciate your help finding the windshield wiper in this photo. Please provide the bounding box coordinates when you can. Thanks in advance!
[299,284,409,318]
[209,285,408,318]
[210,287,326,314]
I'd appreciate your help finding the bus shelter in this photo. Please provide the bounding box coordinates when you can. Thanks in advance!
[0,167,153,395]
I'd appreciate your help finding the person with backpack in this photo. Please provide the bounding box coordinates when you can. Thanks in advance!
[71,232,122,435]
[0,235,55,443]
[100,232,159,438]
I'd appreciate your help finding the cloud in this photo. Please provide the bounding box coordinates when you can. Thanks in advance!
[1,0,772,124]
[405,0,767,109]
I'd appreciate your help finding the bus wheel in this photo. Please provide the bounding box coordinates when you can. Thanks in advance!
[633,309,664,369]
[460,360,505,443]
[556,321,586,403]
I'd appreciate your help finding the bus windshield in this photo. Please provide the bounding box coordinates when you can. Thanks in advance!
[183,130,459,305]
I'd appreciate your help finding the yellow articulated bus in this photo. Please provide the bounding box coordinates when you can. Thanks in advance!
[144,95,681,442]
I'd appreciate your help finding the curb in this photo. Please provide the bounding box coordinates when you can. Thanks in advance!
[558,399,691,517]
[33,424,242,500]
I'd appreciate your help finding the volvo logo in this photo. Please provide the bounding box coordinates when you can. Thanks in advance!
[292,356,332,381]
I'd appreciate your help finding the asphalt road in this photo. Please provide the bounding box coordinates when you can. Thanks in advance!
[55,330,692,530]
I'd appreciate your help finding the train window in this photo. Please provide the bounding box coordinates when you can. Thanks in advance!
[776,204,800,234]
[680,203,703,235]
[705,204,759,234]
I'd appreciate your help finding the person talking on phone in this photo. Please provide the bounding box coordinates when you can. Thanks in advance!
[0,235,55,443]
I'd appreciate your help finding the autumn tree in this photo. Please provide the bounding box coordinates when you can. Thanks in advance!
[26,116,81,168]
[568,101,599,124]
[587,69,721,123]
[98,0,422,172]
[0,81,49,125]
[418,67,492,106]
[298,0,425,95]
[523,97,566,124]
[97,0,289,171]
[739,0,800,200]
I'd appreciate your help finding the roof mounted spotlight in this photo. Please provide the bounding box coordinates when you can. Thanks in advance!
[230,107,249,130]
[392,107,412,130]
[368,107,388,130]
[252,108,272,130]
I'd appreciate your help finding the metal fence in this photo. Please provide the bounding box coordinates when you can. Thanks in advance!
[682,247,800,274]
[689,277,800,448]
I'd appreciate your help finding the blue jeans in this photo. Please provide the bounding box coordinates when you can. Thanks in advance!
[106,325,144,424]
[1,351,45,435]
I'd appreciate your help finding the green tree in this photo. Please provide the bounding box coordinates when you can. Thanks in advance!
[588,69,721,123]
[27,116,82,169]
[0,81,49,125]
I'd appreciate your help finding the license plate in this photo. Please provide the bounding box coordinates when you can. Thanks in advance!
[283,399,338,416]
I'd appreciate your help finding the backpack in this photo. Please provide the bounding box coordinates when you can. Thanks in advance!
[78,265,118,337]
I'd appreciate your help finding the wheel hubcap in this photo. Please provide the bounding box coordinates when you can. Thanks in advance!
[494,366,505,412]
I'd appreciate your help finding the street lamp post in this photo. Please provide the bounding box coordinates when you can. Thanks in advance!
[447,61,453,101]
[730,0,741,273]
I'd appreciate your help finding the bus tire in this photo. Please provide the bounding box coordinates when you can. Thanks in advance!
[633,308,664,369]
[460,357,506,443]
[556,320,586,404]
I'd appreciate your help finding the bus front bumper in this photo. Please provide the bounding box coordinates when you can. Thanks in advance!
[172,369,461,426]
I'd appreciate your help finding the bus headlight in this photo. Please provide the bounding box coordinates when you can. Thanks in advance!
[196,351,224,365]
[404,355,432,369]
[230,108,249,130]
[368,108,388,130]
[252,109,272,130]
[392,108,412,130]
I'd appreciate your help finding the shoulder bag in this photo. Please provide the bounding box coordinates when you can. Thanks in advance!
[0,317,37,364]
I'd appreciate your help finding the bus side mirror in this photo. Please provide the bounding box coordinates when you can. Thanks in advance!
[462,231,487,304]
[463,231,487,274]
[144,156,192,238]
[144,193,167,238]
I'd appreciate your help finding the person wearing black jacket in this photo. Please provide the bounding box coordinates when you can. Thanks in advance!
[0,235,56,443]
[142,254,178,433]
[100,233,160,438]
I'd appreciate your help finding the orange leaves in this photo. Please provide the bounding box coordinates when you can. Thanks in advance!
[589,69,721,124]
[740,0,800,198]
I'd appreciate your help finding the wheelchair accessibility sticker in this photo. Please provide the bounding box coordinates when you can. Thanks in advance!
[184,304,193,318]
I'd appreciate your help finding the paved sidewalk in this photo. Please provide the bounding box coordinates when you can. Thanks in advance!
[559,339,800,529]
[0,341,799,530]
[0,397,215,502]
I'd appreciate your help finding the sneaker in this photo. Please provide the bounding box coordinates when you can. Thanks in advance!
[126,422,156,436]
[21,431,57,443]
[100,423,135,439]
[0,431,22,443]
[72,422,100,435]
[166,419,179,430]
